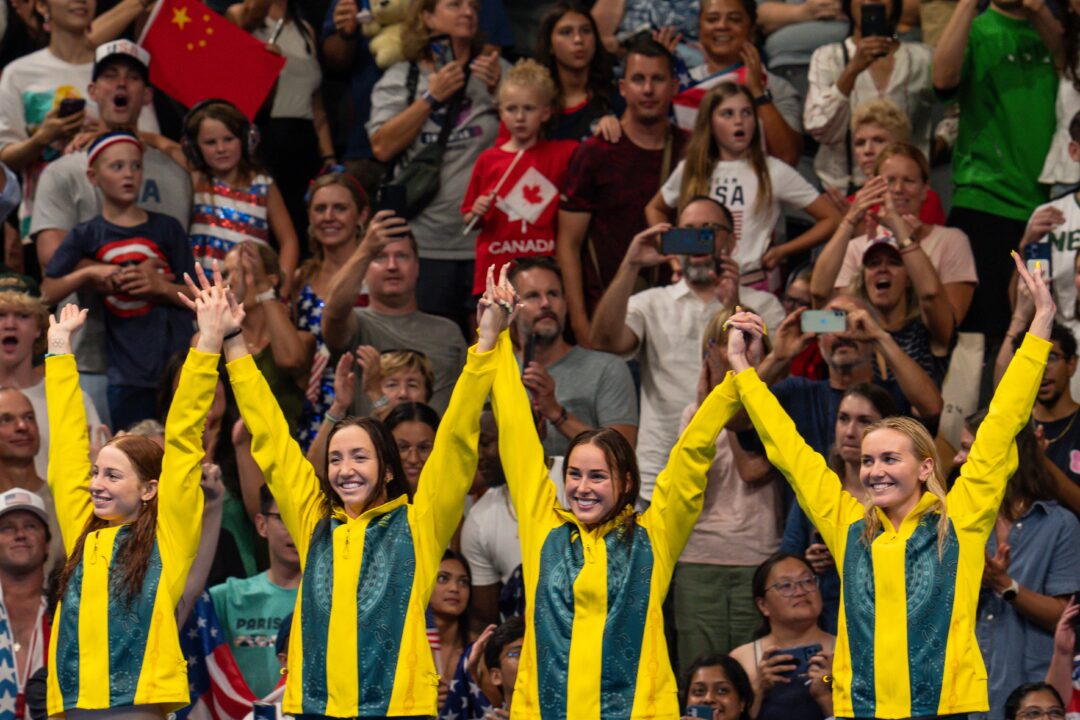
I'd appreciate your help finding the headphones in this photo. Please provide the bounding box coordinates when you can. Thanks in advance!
[180,98,261,173]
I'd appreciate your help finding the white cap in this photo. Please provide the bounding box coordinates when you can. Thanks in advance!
[93,40,151,80]
[0,488,48,525]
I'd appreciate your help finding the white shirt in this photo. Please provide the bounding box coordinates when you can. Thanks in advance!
[804,39,934,190]
[460,485,521,586]
[661,157,820,275]
[625,280,785,499]
[1039,75,1080,185]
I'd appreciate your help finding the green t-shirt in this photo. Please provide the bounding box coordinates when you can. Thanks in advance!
[208,571,298,698]
[944,9,1057,220]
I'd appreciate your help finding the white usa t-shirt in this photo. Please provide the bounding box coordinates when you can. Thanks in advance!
[1029,193,1080,399]
[661,156,820,274]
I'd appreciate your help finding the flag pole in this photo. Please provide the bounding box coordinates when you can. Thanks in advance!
[137,0,167,43]
[461,148,525,236]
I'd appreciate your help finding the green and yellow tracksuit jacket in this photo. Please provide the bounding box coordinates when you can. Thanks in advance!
[227,337,498,718]
[490,337,741,719]
[46,349,217,715]
[734,333,1050,719]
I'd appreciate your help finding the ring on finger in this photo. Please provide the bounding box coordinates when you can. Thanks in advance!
[495,299,514,314]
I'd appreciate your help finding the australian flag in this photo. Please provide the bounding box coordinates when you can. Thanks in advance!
[176,593,257,720]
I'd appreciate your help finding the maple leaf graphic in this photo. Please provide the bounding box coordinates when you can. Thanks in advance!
[522,185,543,204]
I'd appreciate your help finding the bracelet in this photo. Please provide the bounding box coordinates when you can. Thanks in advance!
[551,406,568,427]
[223,328,243,341]
[254,288,276,304]
[43,351,67,359]
[421,90,442,111]
[324,410,343,425]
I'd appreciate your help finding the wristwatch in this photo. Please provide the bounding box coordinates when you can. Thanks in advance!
[753,89,773,107]
[1000,578,1020,602]
[897,234,915,251]
[421,90,442,111]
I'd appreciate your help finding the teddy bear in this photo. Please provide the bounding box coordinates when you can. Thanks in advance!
[361,0,410,69]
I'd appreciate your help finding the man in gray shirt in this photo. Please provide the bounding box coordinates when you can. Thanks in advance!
[508,256,638,457]
[29,41,191,427]
[321,210,466,416]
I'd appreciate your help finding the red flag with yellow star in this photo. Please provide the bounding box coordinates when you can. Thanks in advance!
[138,0,285,120]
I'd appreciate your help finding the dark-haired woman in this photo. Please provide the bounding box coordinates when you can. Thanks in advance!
[223,264,514,718]
[1004,682,1068,720]
[958,415,1080,716]
[534,3,622,141]
[730,554,835,720]
[804,0,933,191]
[385,402,439,495]
[44,285,225,717]
[488,292,748,717]
[226,0,337,238]
[680,654,755,720]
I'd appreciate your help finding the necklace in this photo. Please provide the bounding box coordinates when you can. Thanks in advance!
[1042,409,1079,445]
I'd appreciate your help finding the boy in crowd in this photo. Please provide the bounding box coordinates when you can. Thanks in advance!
[483,617,525,719]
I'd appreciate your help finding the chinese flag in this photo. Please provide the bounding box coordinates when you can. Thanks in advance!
[139,0,286,120]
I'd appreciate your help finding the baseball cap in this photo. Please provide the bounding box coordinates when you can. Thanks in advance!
[0,489,49,525]
[93,40,151,81]
[861,235,902,264]
[0,272,41,298]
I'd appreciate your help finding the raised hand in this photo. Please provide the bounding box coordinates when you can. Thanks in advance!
[47,304,89,356]
[465,623,497,679]
[845,176,887,227]
[306,348,330,404]
[624,224,674,270]
[1011,250,1055,340]
[180,262,246,353]
[328,352,357,419]
[476,263,519,352]
[1021,206,1065,249]
[725,308,767,373]
[360,210,412,256]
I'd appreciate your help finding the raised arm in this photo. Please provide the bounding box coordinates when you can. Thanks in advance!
[555,209,594,347]
[810,178,887,305]
[931,0,977,91]
[413,265,510,553]
[589,224,671,353]
[44,306,94,552]
[949,255,1053,524]
[727,311,862,549]
[322,211,409,352]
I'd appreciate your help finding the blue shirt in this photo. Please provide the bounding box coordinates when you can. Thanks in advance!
[321,1,382,161]
[975,500,1080,720]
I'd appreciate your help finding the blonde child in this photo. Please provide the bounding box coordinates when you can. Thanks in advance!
[142,99,300,297]
[462,59,578,296]
[645,82,840,289]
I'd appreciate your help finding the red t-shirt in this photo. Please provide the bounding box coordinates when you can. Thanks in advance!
[561,131,687,312]
[462,140,578,295]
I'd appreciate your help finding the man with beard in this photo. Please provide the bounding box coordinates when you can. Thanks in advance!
[30,41,191,429]
[997,323,1080,488]
[590,196,785,506]
[759,293,944,454]
[508,256,637,457]
[556,38,684,346]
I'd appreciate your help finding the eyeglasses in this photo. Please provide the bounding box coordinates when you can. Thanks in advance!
[504,649,521,659]
[1017,708,1066,719]
[766,576,820,597]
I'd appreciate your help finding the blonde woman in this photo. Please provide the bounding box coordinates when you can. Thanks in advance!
[723,252,1054,719]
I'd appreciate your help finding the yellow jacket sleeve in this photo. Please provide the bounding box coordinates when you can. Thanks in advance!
[734,369,862,552]
[490,334,557,538]
[412,333,499,559]
[227,353,323,560]
[157,349,218,595]
[948,333,1050,529]
[642,373,742,569]
[45,354,92,554]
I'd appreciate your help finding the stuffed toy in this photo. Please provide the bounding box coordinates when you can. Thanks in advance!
[361,0,410,69]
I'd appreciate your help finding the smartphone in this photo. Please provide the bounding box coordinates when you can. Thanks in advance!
[686,706,714,719]
[772,643,823,678]
[378,184,408,217]
[861,2,890,37]
[800,309,847,334]
[660,228,715,256]
[58,98,86,117]
[523,332,536,370]
[1024,241,1052,281]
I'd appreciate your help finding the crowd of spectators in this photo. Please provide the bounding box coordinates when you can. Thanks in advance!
[1,0,1080,717]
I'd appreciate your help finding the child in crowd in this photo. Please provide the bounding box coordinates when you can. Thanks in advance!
[141,99,299,296]
[462,59,578,297]
[483,617,525,719]
[42,131,195,430]
[646,82,840,289]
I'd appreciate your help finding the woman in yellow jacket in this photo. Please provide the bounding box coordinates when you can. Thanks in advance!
[723,253,1054,720]
[45,287,226,718]
[488,308,751,719]
[221,264,514,719]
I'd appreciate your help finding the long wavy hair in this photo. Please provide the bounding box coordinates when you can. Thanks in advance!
[534,2,614,113]
[859,416,950,557]
[679,82,771,215]
[299,173,368,286]
[55,435,162,604]
[322,417,411,515]
[964,411,1057,521]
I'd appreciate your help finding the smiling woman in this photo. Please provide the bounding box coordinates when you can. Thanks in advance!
[723,253,1056,719]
